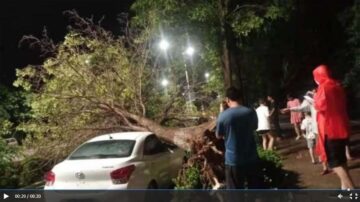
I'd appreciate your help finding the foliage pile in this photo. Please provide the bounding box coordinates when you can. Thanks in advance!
[174,130,225,189]
[257,147,283,188]
[0,139,18,188]
[0,85,29,143]
[174,130,285,189]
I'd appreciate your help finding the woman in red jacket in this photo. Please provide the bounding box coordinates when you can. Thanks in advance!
[313,64,354,189]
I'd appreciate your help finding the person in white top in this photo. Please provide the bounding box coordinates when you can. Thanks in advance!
[301,111,317,164]
[282,89,331,175]
[256,98,275,150]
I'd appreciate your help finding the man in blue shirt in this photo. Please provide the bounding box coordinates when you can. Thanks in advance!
[216,87,260,189]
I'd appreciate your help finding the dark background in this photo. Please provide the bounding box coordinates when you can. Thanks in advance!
[0,0,355,88]
[0,0,132,86]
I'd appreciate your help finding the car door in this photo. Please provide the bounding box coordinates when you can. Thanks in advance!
[143,135,171,187]
[163,143,184,179]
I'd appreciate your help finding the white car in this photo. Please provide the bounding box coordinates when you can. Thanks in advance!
[44,132,184,190]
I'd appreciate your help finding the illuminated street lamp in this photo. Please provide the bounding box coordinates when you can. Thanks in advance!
[205,72,210,83]
[159,39,170,51]
[158,39,170,95]
[205,72,210,79]
[161,78,169,87]
[156,38,198,111]
[184,46,195,56]
[161,78,169,95]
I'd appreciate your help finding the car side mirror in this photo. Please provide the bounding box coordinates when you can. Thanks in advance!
[167,147,174,153]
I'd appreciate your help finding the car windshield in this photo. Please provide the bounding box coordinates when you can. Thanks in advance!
[69,140,135,160]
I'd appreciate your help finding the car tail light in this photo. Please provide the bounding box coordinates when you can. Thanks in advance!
[44,171,55,186]
[110,165,135,184]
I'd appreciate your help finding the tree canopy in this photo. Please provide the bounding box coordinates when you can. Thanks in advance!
[131,0,294,99]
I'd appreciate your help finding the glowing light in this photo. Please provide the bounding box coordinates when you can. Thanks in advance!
[161,79,169,87]
[159,39,170,51]
[184,46,195,56]
[205,72,210,79]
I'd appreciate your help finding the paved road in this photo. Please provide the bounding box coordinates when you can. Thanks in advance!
[276,119,360,189]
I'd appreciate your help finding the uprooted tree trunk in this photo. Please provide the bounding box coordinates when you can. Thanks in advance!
[132,119,225,189]
[99,103,225,188]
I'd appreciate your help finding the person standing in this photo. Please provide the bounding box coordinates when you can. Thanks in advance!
[267,95,282,139]
[256,98,275,150]
[300,112,317,164]
[313,64,354,189]
[281,90,330,175]
[216,87,261,189]
[286,94,303,140]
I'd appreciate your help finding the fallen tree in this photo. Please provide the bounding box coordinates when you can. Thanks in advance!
[15,9,289,189]
[15,10,226,188]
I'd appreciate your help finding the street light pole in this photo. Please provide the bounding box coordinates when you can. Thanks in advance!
[158,39,170,96]
[184,63,192,110]
[184,46,195,113]
[157,38,197,113]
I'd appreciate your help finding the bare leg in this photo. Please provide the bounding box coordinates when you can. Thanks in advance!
[294,123,301,140]
[322,162,328,171]
[262,135,268,150]
[320,161,331,175]
[332,165,354,189]
[346,145,353,160]
[267,133,275,150]
[309,148,315,163]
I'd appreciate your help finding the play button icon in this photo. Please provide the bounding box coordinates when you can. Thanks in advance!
[3,193,9,199]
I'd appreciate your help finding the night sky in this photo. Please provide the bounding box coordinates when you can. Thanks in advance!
[0,0,354,88]
[0,0,133,86]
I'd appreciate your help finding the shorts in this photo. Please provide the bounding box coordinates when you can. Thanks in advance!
[257,130,270,135]
[306,138,315,149]
[324,136,347,168]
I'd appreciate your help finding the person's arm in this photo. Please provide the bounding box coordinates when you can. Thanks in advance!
[281,101,290,114]
[269,106,275,117]
[289,100,310,112]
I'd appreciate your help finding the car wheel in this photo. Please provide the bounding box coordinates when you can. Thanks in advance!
[144,181,159,202]
[167,181,175,189]
[147,180,158,189]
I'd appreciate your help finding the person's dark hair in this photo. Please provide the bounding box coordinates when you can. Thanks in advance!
[258,98,266,105]
[222,100,229,110]
[286,94,293,100]
[225,87,242,101]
